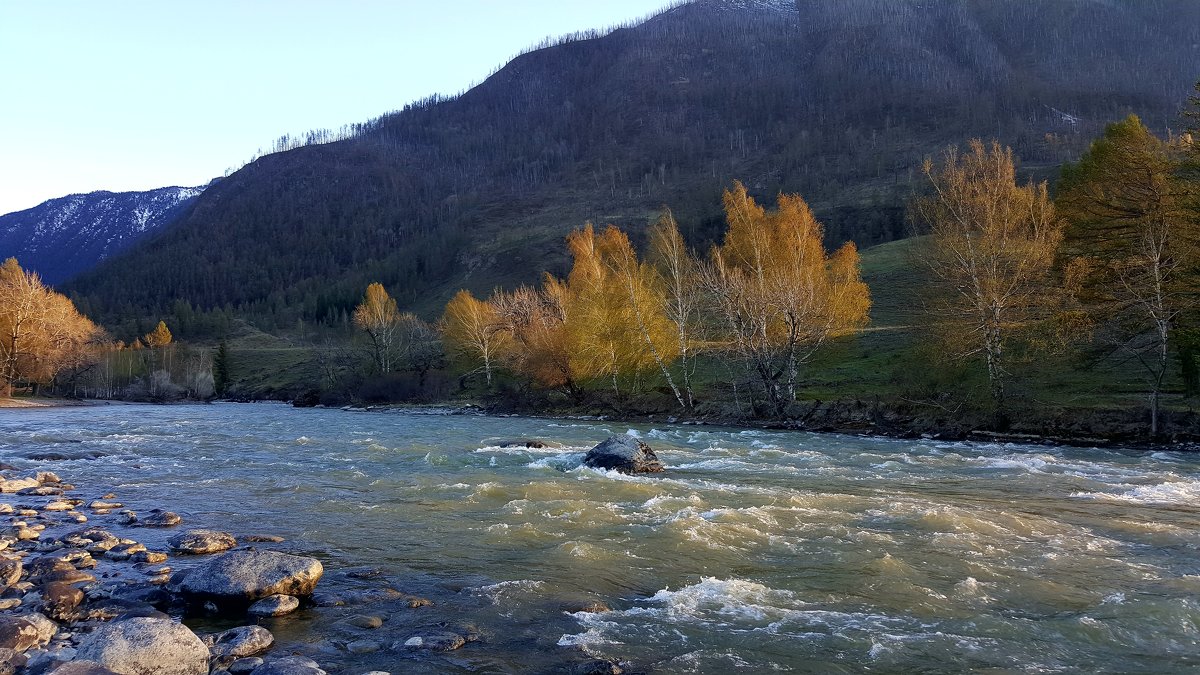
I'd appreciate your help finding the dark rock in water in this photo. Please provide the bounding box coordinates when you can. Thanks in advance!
[248,594,299,617]
[210,625,275,659]
[228,658,264,675]
[563,600,611,614]
[342,588,405,605]
[343,566,385,579]
[583,435,665,474]
[311,592,344,607]
[74,616,209,675]
[23,453,70,462]
[169,529,236,554]
[241,534,285,543]
[173,549,323,606]
[47,663,122,675]
[140,509,182,527]
[228,657,264,675]
[495,439,563,449]
[400,630,466,651]
[343,614,384,629]
[248,656,326,675]
[571,659,624,675]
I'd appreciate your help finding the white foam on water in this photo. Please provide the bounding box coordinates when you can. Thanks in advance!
[295,436,312,445]
[1071,478,1200,506]
[472,579,547,605]
[646,577,807,623]
[526,453,586,471]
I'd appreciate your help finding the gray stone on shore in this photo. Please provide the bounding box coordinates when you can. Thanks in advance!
[210,625,275,659]
[74,616,209,675]
[583,435,665,474]
[0,647,28,675]
[0,478,40,494]
[174,549,323,605]
[169,529,237,554]
[0,615,43,652]
[0,559,21,589]
[41,581,83,619]
[248,594,299,617]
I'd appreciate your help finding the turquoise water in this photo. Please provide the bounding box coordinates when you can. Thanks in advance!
[2,403,1199,673]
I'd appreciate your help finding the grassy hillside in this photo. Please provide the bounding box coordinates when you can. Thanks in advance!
[213,236,1196,440]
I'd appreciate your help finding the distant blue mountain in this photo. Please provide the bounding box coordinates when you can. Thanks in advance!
[0,185,204,285]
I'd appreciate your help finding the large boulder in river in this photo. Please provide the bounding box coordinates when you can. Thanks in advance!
[174,550,323,607]
[583,435,664,474]
[74,616,208,675]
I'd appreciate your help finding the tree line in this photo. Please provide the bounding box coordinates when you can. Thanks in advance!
[434,181,871,417]
[1,262,214,402]
[420,111,1197,435]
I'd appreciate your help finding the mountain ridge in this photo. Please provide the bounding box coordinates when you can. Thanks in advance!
[66,0,1200,334]
[1,185,205,286]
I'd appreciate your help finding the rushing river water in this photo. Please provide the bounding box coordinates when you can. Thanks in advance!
[2,403,1200,673]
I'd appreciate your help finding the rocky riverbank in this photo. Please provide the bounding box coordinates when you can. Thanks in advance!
[0,452,634,675]
[0,468,503,675]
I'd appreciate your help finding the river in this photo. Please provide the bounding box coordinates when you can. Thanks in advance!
[1,403,1198,673]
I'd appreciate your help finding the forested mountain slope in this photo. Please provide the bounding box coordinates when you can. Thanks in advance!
[69,0,1200,331]
[0,186,203,285]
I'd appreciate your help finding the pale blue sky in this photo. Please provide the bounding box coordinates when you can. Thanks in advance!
[0,1,671,215]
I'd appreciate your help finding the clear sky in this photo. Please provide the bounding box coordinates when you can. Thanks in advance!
[0,1,671,216]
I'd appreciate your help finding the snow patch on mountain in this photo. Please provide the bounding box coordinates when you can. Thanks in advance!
[0,185,205,285]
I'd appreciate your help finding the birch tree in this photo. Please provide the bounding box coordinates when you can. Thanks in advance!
[441,289,507,385]
[703,182,871,415]
[913,140,1063,417]
[353,282,401,373]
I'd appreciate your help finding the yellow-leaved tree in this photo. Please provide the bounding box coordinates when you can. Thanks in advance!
[913,140,1063,417]
[441,289,508,385]
[0,258,103,396]
[561,224,679,396]
[703,182,871,415]
[353,282,401,374]
[490,281,577,396]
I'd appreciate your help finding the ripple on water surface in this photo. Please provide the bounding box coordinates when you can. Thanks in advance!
[2,403,1200,673]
